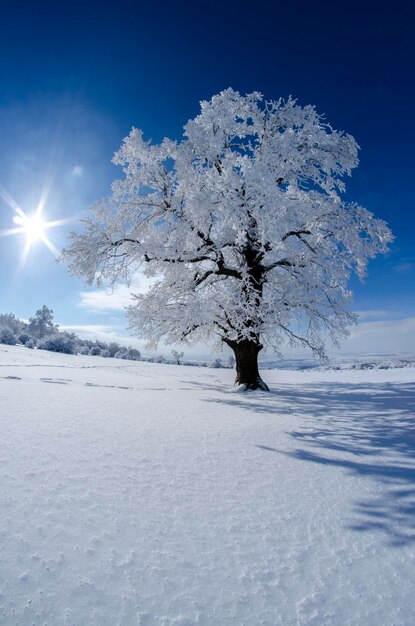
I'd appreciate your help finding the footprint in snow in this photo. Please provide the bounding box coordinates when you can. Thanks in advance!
[142,387,167,390]
[85,382,131,389]
[2,375,21,380]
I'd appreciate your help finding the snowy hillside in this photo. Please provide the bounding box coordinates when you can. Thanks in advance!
[0,345,414,625]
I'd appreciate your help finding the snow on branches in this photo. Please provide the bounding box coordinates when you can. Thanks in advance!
[63,88,392,379]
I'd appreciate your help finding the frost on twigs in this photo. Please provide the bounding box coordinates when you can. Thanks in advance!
[62,88,392,390]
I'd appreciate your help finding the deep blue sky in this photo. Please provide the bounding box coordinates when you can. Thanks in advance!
[0,0,414,355]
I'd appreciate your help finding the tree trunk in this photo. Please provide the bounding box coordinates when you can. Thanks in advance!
[228,339,269,391]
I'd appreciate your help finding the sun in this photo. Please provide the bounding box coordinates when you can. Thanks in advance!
[0,191,71,266]
[13,210,47,243]
[9,205,62,263]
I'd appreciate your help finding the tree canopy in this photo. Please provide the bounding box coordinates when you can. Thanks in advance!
[63,89,392,389]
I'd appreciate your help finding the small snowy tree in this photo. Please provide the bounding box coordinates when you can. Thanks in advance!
[63,89,392,390]
[28,306,57,340]
[171,349,184,365]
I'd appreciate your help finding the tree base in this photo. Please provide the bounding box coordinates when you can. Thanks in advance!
[235,377,270,392]
[227,338,269,392]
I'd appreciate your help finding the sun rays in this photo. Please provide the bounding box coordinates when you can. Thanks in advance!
[0,185,70,266]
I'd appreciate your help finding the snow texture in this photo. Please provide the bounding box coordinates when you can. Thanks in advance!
[0,345,414,625]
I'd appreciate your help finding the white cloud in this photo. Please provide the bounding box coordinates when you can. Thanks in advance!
[393,261,415,274]
[349,316,415,338]
[78,275,153,312]
[354,310,401,321]
[79,285,134,312]
[336,316,415,355]
[71,164,84,177]
[60,323,140,348]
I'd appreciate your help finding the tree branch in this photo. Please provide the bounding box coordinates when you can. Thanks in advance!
[263,258,296,272]
[282,230,316,253]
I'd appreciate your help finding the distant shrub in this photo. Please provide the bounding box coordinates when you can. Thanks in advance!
[39,335,76,354]
[115,349,128,359]
[209,358,223,368]
[18,333,32,345]
[107,342,121,357]
[126,348,141,361]
[114,347,141,361]
[89,346,102,356]
[76,344,90,355]
[0,328,17,345]
[100,349,111,358]
[153,354,165,363]
[25,338,36,349]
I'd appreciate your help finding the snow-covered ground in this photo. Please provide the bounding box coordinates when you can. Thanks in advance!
[0,345,414,626]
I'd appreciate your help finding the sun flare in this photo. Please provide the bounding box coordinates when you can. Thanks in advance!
[0,190,71,266]
[9,206,60,262]
[13,211,46,242]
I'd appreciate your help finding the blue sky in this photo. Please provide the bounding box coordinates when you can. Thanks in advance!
[0,0,414,357]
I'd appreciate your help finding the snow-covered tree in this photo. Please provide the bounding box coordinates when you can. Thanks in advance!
[0,313,25,335]
[63,89,392,390]
[39,333,76,355]
[171,349,184,365]
[0,328,17,345]
[28,305,57,340]
[113,347,141,361]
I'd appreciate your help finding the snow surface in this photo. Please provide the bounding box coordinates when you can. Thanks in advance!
[0,345,414,625]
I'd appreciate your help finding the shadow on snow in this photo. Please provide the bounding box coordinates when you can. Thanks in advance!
[194,378,415,546]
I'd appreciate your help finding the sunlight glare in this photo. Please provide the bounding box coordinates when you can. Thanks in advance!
[0,188,72,265]
[13,211,46,242]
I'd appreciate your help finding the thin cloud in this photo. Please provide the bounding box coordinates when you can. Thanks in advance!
[339,316,415,354]
[394,261,415,274]
[350,316,415,338]
[78,285,134,312]
[78,276,153,312]
[355,310,401,321]
[60,323,140,347]
[71,164,84,177]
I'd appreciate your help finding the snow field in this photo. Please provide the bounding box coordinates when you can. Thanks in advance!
[0,345,414,625]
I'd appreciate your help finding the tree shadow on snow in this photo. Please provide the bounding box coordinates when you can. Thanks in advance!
[199,378,415,546]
